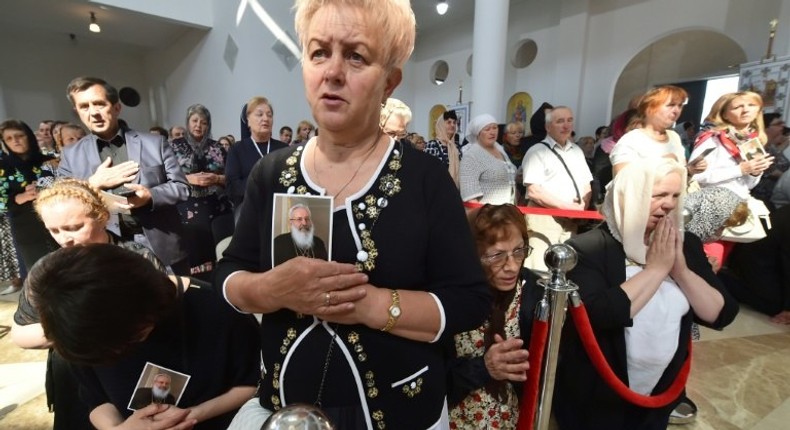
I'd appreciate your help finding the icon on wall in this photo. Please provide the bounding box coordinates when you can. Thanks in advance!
[506,92,533,126]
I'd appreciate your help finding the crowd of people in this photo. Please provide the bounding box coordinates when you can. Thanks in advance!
[2,0,789,429]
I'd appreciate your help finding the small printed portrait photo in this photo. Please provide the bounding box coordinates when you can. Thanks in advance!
[271,194,333,266]
[739,138,767,160]
[127,362,190,411]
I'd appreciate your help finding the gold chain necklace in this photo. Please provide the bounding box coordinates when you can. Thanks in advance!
[312,134,381,198]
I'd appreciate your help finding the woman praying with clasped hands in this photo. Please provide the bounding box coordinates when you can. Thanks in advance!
[552,158,738,429]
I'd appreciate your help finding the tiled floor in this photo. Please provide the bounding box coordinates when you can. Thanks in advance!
[0,286,51,430]
[1,282,788,429]
[688,307,790,430]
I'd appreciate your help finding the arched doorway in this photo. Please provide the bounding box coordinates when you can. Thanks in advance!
[612,30,747,116]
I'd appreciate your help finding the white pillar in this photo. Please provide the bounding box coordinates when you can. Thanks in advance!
[471,0,509,121]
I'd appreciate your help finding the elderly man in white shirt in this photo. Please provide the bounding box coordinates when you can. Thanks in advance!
[522,106,593,272]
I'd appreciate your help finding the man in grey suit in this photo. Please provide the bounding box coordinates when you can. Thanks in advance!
[59,77,190,274]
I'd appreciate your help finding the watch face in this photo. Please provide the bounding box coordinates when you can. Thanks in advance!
[390,307,401,318]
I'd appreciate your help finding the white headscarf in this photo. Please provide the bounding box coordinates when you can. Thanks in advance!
[601,158,687,264]
[466,114,498,146]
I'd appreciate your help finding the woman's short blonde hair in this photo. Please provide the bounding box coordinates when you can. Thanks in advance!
[704,91,767,143]
[246,96,273,117]
[35,179,110,224]
[294,0,416,70]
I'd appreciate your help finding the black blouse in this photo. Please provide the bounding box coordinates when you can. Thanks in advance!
[216,140,491,429]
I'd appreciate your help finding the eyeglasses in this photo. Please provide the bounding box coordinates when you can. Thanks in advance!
[481,245,532,267]
[290,217,311,223]
[385,130,408,140]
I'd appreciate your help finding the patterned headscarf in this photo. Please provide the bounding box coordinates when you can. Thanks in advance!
[435,114,460,187]
[684,187,744,242]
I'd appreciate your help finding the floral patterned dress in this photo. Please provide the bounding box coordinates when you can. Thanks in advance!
[449,283,524,429]
[0,158,58,275]
[169,137,229,274]
[0,158,20,283]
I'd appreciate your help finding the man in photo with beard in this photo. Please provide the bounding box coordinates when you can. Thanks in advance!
[130,373,176,409]
[273,203,328,266]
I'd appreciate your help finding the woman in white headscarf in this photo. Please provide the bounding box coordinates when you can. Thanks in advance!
[553,158,738,430]
[459,114,517,204]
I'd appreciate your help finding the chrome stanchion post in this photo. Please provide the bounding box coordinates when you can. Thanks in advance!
[534,244,578,430]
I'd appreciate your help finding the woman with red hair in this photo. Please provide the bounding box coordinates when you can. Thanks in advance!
[610,86,707,177]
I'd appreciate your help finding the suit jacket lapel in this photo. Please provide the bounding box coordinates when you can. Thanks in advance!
[86,135,104,170]
[125,130,143,184]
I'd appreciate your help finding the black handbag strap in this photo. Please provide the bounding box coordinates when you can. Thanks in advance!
[540,142,581,204]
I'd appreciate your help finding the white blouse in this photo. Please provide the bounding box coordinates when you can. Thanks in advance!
[623,264,689,395]
[690,135,761,198]
[610,129,686,167]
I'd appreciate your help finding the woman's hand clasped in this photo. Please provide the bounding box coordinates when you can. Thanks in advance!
[115,403,196,430]
[14,184,38,205]
[484,334,530,382]
[271,257,368,317]
[645,217,690,280]
[645,216,677,276]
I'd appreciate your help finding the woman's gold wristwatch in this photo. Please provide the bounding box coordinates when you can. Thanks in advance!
[381,289,401,332]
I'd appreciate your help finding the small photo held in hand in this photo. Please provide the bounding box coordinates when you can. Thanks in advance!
[271,193,333,267]
[127,362,190,411]
[738,137,767,161]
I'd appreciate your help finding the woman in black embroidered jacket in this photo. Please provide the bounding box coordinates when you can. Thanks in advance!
[216,1,490,429]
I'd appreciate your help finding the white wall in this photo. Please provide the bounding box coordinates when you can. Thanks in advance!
[4,0,790,142]
[0,29,152,130]
[410,0,790,138]
[92,0,212,28]
[143,1,317,138]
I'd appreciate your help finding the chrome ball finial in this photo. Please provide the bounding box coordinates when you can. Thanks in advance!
[261,404,335,430]
[544,243,578,274]
[682,207,693,226]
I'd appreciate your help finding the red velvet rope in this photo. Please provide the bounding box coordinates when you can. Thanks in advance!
[516,318,549,430]
[463,201,605,220]
[568,303,691,408]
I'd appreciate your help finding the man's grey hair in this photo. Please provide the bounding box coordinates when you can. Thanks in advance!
[545,106,573,123]
[154,373,171,382]
[289,203,312,218]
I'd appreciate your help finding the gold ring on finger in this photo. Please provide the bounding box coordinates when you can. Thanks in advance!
[325,292,331,306]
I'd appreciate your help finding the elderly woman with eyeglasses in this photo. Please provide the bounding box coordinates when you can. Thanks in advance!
[445,203,539,429]
[380,97,412,143]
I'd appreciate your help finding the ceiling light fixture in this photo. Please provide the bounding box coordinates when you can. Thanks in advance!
[436,1,448,16]
[89,12,101,33]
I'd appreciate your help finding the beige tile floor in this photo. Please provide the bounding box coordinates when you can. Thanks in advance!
[0,286,51,430]
[1,282,788,429]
